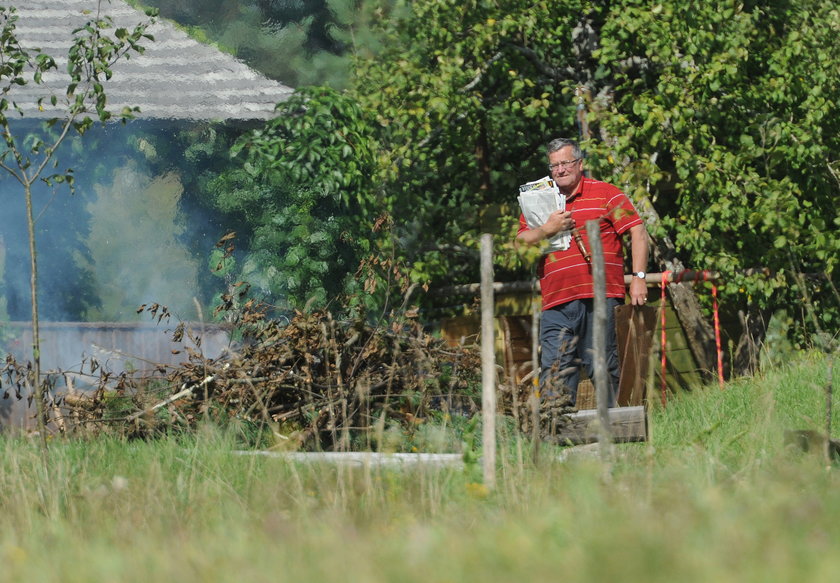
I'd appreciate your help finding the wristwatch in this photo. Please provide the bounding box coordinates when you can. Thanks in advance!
[633,271,647,279]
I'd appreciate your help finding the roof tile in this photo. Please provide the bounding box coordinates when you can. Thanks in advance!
[7,0,293,120]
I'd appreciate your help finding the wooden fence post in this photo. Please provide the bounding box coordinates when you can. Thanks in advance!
[586,220,613,462]
[480,234,496,489]
[827,358,834,465]
[531,296,541,462]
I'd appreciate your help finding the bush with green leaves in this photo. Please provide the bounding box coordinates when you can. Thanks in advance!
[206,86,380,313]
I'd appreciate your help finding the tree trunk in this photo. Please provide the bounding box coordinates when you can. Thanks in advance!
[24,183,49,457]
[581,86,719,381]
[631,192,718,381]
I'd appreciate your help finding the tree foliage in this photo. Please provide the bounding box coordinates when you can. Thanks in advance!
[352,0,604,285]
[118,0,837,351]
[350,0,839,348]
[588,0,840,346]
[206,86,379,312]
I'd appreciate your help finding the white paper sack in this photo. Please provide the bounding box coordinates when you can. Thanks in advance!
[518,177,571,252]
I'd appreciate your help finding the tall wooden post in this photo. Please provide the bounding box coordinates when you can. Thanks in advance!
[480,234,496,489]
[826,359,834,465]
[586,220,613,461]
[531,296,541,461]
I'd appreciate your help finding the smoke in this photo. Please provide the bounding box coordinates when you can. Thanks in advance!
[0,119,236,429]
[0,120,222,324]
[82,163,200,321]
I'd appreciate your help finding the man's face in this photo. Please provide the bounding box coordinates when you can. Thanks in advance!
[548,146,583,194]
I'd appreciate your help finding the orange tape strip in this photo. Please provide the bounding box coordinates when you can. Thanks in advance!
[660,270,671,406]
[712,283,724,389]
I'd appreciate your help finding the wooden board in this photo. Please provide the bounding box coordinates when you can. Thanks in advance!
[498,315,536,383]
[437,289,707,399]
[615,305,657,406]
[549,406,647,445]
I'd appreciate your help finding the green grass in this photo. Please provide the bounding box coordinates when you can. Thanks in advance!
[1,352,838,582]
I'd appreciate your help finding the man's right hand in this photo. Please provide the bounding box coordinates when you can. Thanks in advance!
[515,210,574,247]
[541,210,574,238]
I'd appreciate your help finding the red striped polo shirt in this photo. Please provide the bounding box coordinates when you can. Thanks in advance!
[518,177,642,310]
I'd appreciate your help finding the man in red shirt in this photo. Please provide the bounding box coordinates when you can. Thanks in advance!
[517,138,649,408]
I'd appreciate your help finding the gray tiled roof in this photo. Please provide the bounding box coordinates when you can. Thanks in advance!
[5,0,294,120]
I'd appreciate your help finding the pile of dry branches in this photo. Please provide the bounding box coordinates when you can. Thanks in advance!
[52,306,484,447]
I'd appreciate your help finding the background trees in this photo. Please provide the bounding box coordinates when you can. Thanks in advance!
[5,1,834,371]
[588,0,840,357]
[352,0,603,286]
[345,0,839,365]
[142,0,837,363]
[137,0,401,88]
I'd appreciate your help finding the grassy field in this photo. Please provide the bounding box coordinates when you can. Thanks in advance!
[1,351,837,582]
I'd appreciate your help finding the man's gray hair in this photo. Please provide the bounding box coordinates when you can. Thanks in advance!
[547,138,583,160]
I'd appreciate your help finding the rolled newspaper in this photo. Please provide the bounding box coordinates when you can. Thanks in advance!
[518,176,571,252]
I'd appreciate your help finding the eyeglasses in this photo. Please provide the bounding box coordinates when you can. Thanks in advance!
[547,159,580,171]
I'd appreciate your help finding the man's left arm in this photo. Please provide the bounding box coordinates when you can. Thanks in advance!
[628,223,649,306]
